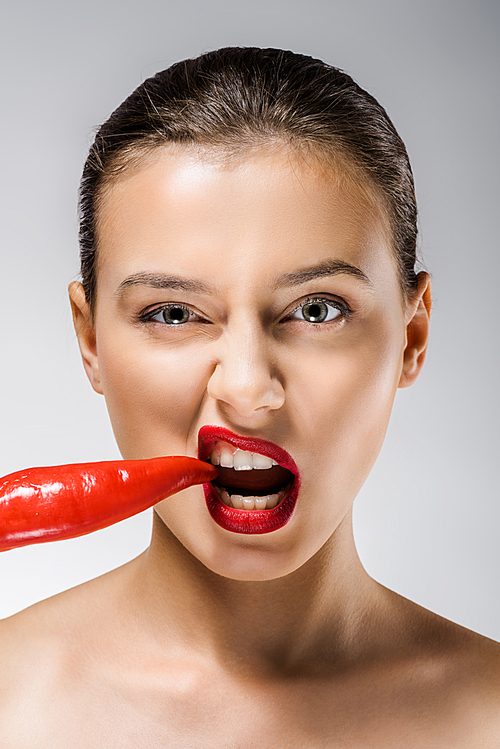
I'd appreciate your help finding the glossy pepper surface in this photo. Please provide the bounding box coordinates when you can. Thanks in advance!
[0,456,218,552]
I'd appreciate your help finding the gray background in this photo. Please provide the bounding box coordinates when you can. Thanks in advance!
[1,0,499,636]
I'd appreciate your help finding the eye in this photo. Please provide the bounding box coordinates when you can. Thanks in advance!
[289,298,347,324]
[146,304,195,325]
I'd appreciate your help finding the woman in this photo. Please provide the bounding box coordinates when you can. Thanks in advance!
[1,47,499,746]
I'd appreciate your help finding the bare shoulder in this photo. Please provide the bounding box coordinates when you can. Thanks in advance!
[0,559,127,664]
[0,589,79,746]
[380,589,500,742]
[436,614,500,714]
[395,591,500,681]
[0,585,80,695]
[0,561,137,747]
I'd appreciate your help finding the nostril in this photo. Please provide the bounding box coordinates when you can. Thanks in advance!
[208,387,285,418]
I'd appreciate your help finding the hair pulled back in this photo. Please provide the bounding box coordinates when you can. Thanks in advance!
[79,47,419,312]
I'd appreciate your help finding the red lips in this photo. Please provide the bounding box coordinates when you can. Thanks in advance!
[198,426,300,535]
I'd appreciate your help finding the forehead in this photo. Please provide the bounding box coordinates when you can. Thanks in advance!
[96,145,398,296]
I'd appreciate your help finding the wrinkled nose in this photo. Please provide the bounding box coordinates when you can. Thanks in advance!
[207,327,285,422]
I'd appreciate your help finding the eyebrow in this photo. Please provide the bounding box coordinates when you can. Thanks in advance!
[273,259,372,289]
[116,272,212,297]
[116,259,372,298]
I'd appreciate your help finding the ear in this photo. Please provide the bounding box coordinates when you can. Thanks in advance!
[68,281,103,395]
[398,272,432,389]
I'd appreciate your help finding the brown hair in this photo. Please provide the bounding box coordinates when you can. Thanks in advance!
[79,46,419,313]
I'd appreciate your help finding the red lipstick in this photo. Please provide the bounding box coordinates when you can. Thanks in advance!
[198,426,300,534]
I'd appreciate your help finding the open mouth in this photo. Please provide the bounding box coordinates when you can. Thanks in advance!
[210,443,295,510]
[198,426,300,534]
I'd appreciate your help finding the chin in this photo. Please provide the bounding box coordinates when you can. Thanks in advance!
[204,551,303,582]
[189,523,325,582]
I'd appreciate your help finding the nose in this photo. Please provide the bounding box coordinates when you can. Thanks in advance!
[207,324,285,421]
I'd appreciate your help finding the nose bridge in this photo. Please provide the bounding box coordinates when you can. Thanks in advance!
[208,312,285,417]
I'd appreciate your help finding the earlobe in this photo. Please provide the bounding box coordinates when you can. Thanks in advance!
[68,281,103,395]
[398,272,432,389]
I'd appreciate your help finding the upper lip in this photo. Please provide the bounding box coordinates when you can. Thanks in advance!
[197,425,299,478]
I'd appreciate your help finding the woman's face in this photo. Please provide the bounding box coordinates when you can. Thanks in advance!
[71,145,429,580]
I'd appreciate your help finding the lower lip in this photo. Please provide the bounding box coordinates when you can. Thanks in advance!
[203,480,299,534]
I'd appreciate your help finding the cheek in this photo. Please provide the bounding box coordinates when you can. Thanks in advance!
[95,331,212,458]
[291,321,404,494]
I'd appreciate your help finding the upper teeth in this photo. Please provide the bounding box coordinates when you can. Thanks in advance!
[209,442,278,471]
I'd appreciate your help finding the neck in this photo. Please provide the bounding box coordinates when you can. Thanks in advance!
[125,509,381,677]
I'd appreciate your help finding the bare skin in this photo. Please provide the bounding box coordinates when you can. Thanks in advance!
[1,145,499,747]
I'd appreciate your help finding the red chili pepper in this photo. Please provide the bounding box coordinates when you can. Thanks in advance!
[0,456,218,552]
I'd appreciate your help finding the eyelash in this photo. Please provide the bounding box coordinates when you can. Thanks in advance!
[139,304,201,325]
[286,296,351,324]
[139,296,351,327]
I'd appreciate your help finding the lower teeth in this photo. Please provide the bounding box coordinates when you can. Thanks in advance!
[218,488,285,510]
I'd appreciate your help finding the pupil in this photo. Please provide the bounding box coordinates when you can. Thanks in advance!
[164,307,189,324]
[304,302,327,323]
